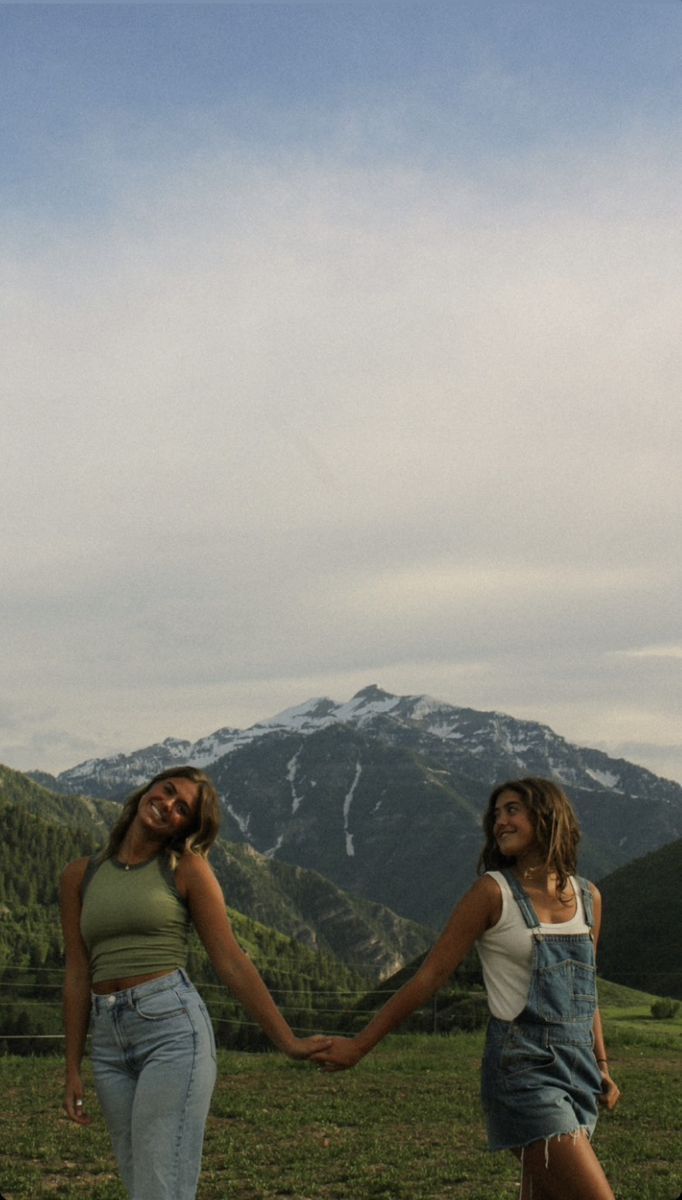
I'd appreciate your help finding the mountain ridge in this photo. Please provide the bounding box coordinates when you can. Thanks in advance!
[27,687,682,930]
[33,684,681,800]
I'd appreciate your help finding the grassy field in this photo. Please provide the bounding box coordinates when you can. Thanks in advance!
[1,1012,680,1200]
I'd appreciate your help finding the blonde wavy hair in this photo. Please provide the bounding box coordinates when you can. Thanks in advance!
[100,765,221,868]
[478,776,581,894]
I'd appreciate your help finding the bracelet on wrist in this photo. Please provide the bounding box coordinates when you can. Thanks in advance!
[596,1058,608,1066]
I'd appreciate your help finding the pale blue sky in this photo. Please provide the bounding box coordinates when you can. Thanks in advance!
[2,2,681,781]
[3,3,680,219]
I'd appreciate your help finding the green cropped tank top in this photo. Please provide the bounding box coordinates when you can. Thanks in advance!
[80,855,191,984]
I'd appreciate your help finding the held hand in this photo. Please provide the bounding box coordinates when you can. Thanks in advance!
[64,1075,92,1126]
[598,1066,621,1111]
[286,1034,333,1061]
[309,1035,364,1072]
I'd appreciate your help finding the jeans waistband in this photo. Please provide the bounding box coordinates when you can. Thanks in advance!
[91,968,191,1013]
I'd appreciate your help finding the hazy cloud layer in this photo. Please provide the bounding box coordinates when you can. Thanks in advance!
[1,5,680,781]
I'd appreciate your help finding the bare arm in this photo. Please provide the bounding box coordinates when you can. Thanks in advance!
[59,858,93,1125]
[180,854,329,1059]
[313,875,500,1070]
[590,884,620,1110]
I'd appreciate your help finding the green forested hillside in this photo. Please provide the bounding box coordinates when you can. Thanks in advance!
[0,800,99,910]
[0,828,371,1053]
[597,838,682,999]
[0,762,433,973]
[0,765,425,1053]
[209,840,433,976]
[336,943,489,1035]
[0,764,119,834]
[186,910,370,1050]
[0,913,371,1055]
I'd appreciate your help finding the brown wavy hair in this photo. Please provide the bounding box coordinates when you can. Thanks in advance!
[478,776,581,894]
[100,765,221,867]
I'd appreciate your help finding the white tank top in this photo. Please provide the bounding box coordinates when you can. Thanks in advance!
[476,871,590,1021]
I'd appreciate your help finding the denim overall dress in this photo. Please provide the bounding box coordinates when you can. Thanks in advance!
[481,869,603,1151]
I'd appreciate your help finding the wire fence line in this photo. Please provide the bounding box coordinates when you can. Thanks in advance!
[0,962,398,978]
[1,966,678,1047]
[0,981,479,1043]
[4,959,681,978]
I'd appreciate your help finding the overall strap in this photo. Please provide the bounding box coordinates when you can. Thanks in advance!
[575,875,595,929]
[503,868,595,932]
[501,868,541,929]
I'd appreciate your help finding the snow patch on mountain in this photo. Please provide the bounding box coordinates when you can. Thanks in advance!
[343,760,363,857]
[586,767,621,789]
[263,834,284,858]
[258,696,338,734]
[408,697,451,722]
[335,690,401,726]
[226,803,251,839]
[286,748,304,814]
[426,722,464,740]
[189,728,242,765]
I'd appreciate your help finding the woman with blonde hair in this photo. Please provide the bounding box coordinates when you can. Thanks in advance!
[313,777,620,1200]
[61,765,329,1200]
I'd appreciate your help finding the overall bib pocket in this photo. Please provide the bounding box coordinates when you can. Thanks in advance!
[537,958,596,1023]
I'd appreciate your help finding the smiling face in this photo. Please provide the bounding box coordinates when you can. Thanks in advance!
[138,775,200,842]
[492,789,538,861]
[480,778,581,885]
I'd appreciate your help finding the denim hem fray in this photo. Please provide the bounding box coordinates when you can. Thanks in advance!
[488,1116,596,1153]
[519,1127,594,1199]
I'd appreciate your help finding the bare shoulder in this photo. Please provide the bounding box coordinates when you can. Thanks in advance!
[60,858,92,944]
[468,873,503,923]
[471,872,502,898]
[587,881,603,941]
[175,850,219,897]
[61,856,91,890]
[444,874,502,932]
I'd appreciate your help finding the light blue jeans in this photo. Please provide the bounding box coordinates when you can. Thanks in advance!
[90,969,217,1200]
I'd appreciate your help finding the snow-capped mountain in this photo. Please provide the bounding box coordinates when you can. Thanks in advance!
[45,683,679,802]
[33,686,682,928]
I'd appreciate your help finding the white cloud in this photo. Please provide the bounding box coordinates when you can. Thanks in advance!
[613,645,682,661]
[2,128,680,778]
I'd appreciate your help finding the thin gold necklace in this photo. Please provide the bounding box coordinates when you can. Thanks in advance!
[118,848,156,871]
[518,863,546,881]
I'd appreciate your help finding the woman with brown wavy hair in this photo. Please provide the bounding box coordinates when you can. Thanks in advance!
[313,776,620,1200]
[61,765,329,1200]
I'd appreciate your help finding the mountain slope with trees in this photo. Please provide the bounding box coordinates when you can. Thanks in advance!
[597,839,682,1000]
[0,778,376,1054]
[0,764,432,978]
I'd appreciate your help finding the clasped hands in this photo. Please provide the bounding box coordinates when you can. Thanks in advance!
[309,1035,363,1073]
